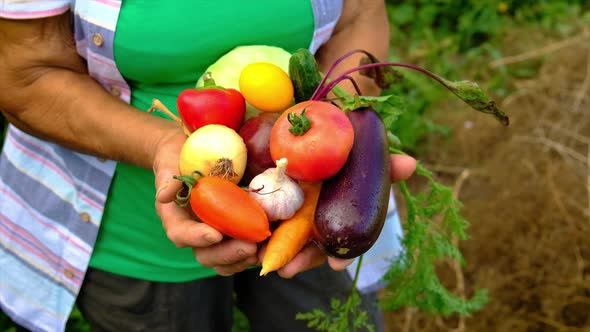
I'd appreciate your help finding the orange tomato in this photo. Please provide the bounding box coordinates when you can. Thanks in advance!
[189,176,270,242]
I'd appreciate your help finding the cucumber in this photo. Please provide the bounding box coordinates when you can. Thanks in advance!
[288,48,323,103]
[313,108,392,259]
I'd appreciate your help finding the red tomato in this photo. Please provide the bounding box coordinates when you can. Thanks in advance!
[189,176,270,242]
[269,101,354,182]
[177,74,246,132]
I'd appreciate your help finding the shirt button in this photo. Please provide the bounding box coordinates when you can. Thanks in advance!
[110,85,121,97]
[92,33,104,47]
[80,212,91,223]
[64,268,75,279]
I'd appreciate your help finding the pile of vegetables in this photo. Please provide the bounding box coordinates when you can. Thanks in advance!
[150,45,508,330]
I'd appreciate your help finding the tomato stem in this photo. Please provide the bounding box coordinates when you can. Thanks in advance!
[287,109,312,136]
[173,171,204,207]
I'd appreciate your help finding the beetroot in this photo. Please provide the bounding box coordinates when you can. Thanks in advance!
[238,113,279,185]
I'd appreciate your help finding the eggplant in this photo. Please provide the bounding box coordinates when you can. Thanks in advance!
[313,108,391,259]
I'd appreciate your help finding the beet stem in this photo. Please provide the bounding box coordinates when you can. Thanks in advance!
[313,62,444,101]
[310,49,377,100]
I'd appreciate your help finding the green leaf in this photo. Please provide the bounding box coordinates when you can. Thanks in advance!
[296,292,375,332]
[374,64,510,127]
[340,94,405,131]
[380,156,490,316]
[297,256,376,332]
[441,79,510,126]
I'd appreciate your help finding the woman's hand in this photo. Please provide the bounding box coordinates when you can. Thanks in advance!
[258,154,417,278]
[153,130,260,276]
[153,126,416,278]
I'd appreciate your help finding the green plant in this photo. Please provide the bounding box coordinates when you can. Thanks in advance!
[64,307,89,332]
[384,0,588,152]
[232,306,251,332]
[381,160,489,314]
[0,310,16,332]
[293,43,512,330]
[296,257,376,332]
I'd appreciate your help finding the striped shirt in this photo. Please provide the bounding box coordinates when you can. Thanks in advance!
[0,1,403,331]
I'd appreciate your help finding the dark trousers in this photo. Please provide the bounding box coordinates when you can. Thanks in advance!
[76,264,385,332]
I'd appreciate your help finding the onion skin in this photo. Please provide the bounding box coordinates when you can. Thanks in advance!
[313,108,391,259]
[179,124,247,184]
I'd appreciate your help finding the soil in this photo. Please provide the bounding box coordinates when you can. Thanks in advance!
[383,33,590,332]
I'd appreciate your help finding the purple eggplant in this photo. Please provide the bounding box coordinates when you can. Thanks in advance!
[313,108,391,259]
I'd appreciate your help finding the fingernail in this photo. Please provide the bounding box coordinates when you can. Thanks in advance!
[205,233,220,244]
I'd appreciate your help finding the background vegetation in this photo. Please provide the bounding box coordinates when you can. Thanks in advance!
[383,1,590,331]
[2,1,590,330]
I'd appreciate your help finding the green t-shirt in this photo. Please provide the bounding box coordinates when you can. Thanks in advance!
[88,0,314,282]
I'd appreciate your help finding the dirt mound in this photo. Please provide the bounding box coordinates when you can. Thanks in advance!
[386,38,590,331]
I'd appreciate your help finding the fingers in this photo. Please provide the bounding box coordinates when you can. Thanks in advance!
[153,132,186,204]
[261,243,354,279]
[390,154,417,182]
[193,239,259,276]
[151,129,261,277]
[327,257,354,271]
[154,153,183,204]
[156,200,223,248]
[194,239,257,266]
[213,255,259,277]
[155,175,184,204]
[276,243,326,279]
[157,200,259,276]
[153,143,412,278]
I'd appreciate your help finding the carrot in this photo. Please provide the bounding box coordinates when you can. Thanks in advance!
[259,181,322,276]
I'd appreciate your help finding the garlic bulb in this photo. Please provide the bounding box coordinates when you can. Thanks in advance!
[248,158,304,221]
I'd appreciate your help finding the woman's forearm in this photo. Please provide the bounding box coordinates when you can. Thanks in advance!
[0,14,184,170]
[5,68,183,168]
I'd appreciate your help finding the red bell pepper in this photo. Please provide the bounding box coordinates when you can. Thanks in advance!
[177,72,246,132]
